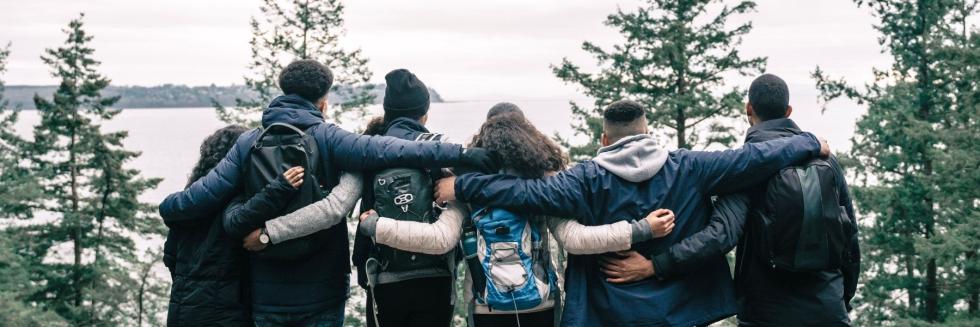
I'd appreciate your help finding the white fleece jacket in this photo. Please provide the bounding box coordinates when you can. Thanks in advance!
[373,205,634,255]
[264,172,363,243]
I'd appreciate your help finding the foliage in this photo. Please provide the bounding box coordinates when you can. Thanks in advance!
[217,0,374,127]
[552,0,765,157]
[812,0,979,324]
[5,14,167,325]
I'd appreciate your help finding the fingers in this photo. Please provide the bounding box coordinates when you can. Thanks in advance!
[283,166,305,188]
[819,137,831,157]
[647,209,668,219]
[359,210,376,222]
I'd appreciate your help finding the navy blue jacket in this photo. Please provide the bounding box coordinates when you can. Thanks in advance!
[159,95,465,312]
[648,119,859,326]
[454,133,822,327]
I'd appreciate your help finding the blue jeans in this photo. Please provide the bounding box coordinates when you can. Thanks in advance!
[253,302,346,327]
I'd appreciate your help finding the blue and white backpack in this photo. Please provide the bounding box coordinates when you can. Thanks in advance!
[461,206,558,312]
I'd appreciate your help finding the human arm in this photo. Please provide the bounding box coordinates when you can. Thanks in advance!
[160,132,255,227]
[548,209,675,255]
[688,133,827,195]
[222,168,302,239]
[649,193,750,280]
[322,125,496,172]
[261,172,363,243]
[438,164,595,218]
[357,201,467,255]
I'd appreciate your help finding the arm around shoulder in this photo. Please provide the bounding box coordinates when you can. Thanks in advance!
[264,172,363,243]
[371,201,468,255]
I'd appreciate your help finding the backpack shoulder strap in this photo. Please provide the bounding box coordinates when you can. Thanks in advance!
[415,132,446,143]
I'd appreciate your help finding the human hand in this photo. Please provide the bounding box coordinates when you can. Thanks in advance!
[243,228,268,251]
[283,166,304,189]
[459,148,499,173]
[599,251,655,283]
[434,176,457,205]
[359,210,377,223]
[645,209,675,238]
[818,137,830,157]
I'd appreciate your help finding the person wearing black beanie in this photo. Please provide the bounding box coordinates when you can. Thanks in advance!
[383,68,430,121]
[353,69,457,327]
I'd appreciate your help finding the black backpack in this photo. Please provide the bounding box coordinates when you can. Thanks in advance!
[244,123,329,261]
[369,133,448,274]
[755,157,856,272]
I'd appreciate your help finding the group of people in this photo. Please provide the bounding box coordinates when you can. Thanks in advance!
[161,59,860,327]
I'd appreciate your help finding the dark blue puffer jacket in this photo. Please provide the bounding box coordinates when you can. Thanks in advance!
[159,95,466,312]
[454,133,822,327]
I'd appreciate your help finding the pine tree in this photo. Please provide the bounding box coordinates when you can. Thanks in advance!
[0,42,68,327]
[553,0,765,157]
[813,0,978,323]
[23,14,164,325]
[0,44,40,218]
[217,0,373,126]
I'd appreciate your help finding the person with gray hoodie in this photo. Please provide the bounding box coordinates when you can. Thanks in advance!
[435,100,831,326]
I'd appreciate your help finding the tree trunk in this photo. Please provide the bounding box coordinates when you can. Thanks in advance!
[906,253,917,311]
[69,126,83,309]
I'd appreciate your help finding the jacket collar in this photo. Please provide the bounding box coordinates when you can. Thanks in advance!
[385,116,429,133]
[745,118,802,143]
[261,94,325,130]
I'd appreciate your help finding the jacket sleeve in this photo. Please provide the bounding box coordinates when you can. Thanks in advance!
[264,172,363,243]
[650,193,750,279]
[687,133,821,195]
[371,201,467,255]
[831,156,860,311]
[547,217,633,255]
[322,125,463,171]
[159,131,254,227]
[222,176,297,239]
[454,164,594,218]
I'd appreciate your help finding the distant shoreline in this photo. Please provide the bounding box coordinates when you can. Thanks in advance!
[3,84,444,110]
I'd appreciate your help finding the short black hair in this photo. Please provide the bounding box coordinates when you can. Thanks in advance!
[603,100,645,123]
[278,60,334,103]
[602,100,647,142]
[748,74,790,121]
[487,102,524,119]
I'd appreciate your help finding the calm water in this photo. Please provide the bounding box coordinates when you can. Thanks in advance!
[12,99,858,205]
[12,101,576,204]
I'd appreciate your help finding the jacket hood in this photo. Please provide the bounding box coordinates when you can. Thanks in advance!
[261,94,325,130]
[593,134,669,183]
[745,118,802,143]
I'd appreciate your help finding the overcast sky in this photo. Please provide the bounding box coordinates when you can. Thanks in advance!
[1,0,888,102]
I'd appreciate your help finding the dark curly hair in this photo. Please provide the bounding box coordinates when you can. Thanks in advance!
[362,116,387,136]
[278,60,334,103]
[470,112,568,178]
[187,125,249,187]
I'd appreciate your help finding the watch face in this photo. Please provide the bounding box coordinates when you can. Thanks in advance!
[259,234,270,244]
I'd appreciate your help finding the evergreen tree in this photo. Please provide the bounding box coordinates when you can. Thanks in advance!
[0,44,40,218]
[553,0,765,157]
[0,42,68,327]
[22,14,164,325]
[217,0,373,126]
[813,0,978,323]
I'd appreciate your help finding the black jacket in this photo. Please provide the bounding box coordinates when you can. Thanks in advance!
[163,208,249,326]
[650,118,860,326]
[160,95,466,314]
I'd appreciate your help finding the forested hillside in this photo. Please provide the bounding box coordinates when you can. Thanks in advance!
[4,83,444,109]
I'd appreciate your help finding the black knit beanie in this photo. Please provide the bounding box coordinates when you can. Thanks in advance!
[383,69,430,118]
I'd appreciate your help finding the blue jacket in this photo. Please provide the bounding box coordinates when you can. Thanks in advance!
[454,133,823,327]
[159,95,466,312]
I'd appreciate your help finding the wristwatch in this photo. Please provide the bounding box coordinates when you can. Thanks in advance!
[259,228,270,245]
